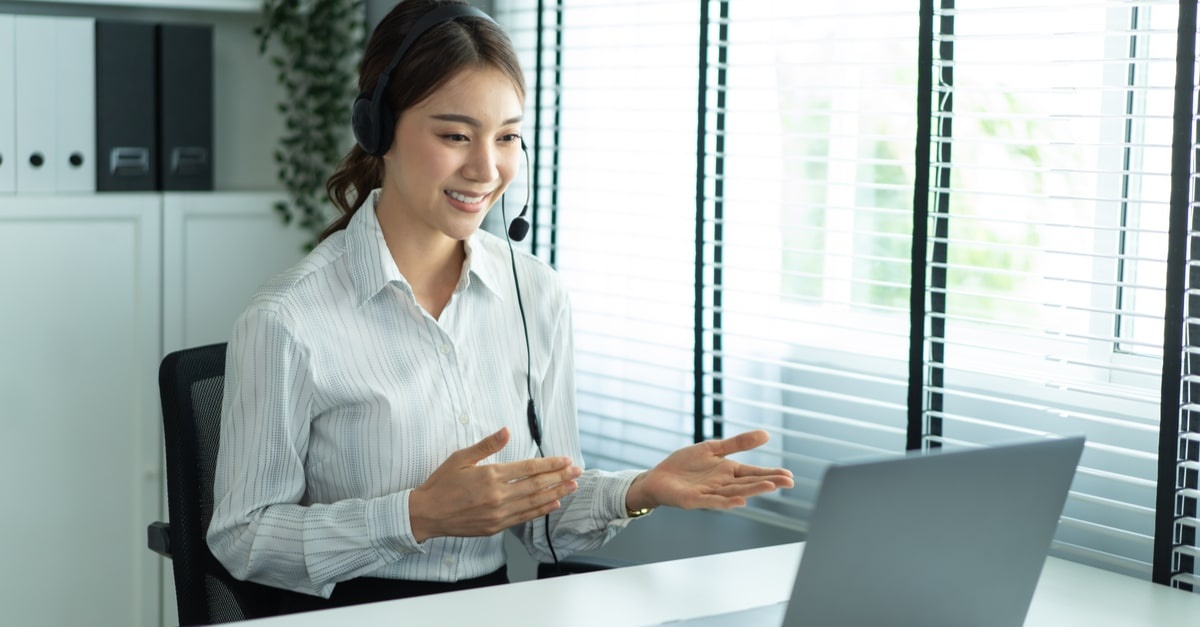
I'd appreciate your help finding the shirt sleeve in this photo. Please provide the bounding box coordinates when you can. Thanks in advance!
[510,292,648,561]
[206,305,426,598]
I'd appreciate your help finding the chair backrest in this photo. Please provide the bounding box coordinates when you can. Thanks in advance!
[159,343,282,625]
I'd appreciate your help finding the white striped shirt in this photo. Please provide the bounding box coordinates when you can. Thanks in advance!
[208,191,640,598]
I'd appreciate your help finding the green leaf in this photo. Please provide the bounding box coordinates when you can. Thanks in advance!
[256,0,363,241]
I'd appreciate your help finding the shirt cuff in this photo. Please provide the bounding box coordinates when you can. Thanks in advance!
[592,469,646,523]
[366,489,427,560]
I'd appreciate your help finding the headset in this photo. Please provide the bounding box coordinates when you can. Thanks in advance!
[354,2,557,568]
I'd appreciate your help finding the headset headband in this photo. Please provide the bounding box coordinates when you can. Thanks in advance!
[353,3,496,155]
[369,4,496,113]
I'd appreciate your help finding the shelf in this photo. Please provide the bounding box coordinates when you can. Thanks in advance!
[18,0,259,12]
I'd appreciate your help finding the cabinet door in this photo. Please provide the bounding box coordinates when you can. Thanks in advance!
[0,194,161,627]
[162,191,309,353]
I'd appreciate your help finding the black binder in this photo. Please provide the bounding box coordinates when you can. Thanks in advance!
[95,20,157,192]
[157,23,213,191]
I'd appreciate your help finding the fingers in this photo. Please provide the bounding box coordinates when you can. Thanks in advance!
[509,463,583,492]
[733,463,793,479]
[685,480,786,510]
[732,466,795,489]
[507,493,570,525]
[674,472,792,511]
[452,430,576,483]
[455,427,511,465]
[707,479,785,499]
[414,464,579,539]
[470,479,577,533]
[518,476,579,514]
[707,430,771,457]
[493,455,576,483]
[681,494,749,510]
[483,469,581,531]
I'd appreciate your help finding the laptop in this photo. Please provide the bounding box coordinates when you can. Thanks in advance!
[672,435,1085,627]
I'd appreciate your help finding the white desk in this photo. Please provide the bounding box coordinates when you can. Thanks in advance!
[244,542,1200,626]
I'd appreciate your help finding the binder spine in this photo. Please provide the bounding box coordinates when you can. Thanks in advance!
[96,20,157,192]
[14,16,57,193]
[55,17,96,193]
[157,23,213,191]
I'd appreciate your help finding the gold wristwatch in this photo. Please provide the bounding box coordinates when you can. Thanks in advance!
[626,506,652,519]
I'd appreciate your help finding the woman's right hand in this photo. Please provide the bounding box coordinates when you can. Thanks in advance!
[408,427,582,542]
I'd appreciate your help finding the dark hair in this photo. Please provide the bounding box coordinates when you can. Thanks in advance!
[321,0,525,242]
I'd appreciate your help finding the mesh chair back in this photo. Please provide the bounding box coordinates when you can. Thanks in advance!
[159,343,282,625]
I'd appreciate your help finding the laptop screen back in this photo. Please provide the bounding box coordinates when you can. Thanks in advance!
[782,436,1084,627]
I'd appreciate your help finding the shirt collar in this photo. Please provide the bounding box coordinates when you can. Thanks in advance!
[463,232,507,301]
[346,189,507,307]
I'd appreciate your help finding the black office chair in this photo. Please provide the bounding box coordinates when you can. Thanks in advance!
[148,342,282,625]
[148,342,627,624]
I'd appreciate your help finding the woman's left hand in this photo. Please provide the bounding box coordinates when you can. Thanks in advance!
[624,430,794,512]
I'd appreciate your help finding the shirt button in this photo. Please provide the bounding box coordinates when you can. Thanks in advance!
[458,413,470,425]
[439,344,451,355]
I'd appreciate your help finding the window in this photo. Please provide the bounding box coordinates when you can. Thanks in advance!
[917,0,1177,578]
[1116,4,1174,357]
[496,0,1200,589]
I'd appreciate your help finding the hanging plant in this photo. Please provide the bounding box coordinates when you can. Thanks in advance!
[256,0,366,244]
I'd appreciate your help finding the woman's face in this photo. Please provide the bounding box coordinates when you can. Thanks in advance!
[380,65,524,244]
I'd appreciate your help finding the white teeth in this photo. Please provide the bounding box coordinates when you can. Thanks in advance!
[447,190,486,203]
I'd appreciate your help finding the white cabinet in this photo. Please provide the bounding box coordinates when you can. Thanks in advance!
[0,194,163,627]
[0,192,307,627]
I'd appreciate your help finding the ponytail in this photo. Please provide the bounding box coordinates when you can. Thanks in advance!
[321,145,383,242]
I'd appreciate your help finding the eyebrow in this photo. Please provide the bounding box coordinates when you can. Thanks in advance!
[430,113,523,127]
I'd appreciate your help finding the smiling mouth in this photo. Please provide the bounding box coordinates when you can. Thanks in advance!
[446,190,489,204]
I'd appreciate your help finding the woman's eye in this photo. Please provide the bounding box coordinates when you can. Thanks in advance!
[501,134,522,143]
[443,133,469,142]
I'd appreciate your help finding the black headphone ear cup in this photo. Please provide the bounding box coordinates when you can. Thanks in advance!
[352,94,395,157]
[374,100,396,156]
[352,93,381,156]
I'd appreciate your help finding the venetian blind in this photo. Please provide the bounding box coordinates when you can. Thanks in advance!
[501,0,706,477]
[499,0,919,531]
[915,0,1179,579]
[498,0,1199,583]
[1166,0,1199,592]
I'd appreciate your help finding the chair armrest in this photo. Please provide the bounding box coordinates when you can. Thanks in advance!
[147,521,172,558]
[537,555,634,579]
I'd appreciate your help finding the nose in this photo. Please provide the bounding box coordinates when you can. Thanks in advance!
[462,141,500,184]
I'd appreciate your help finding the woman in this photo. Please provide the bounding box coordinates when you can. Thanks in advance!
[208,0,793,613]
